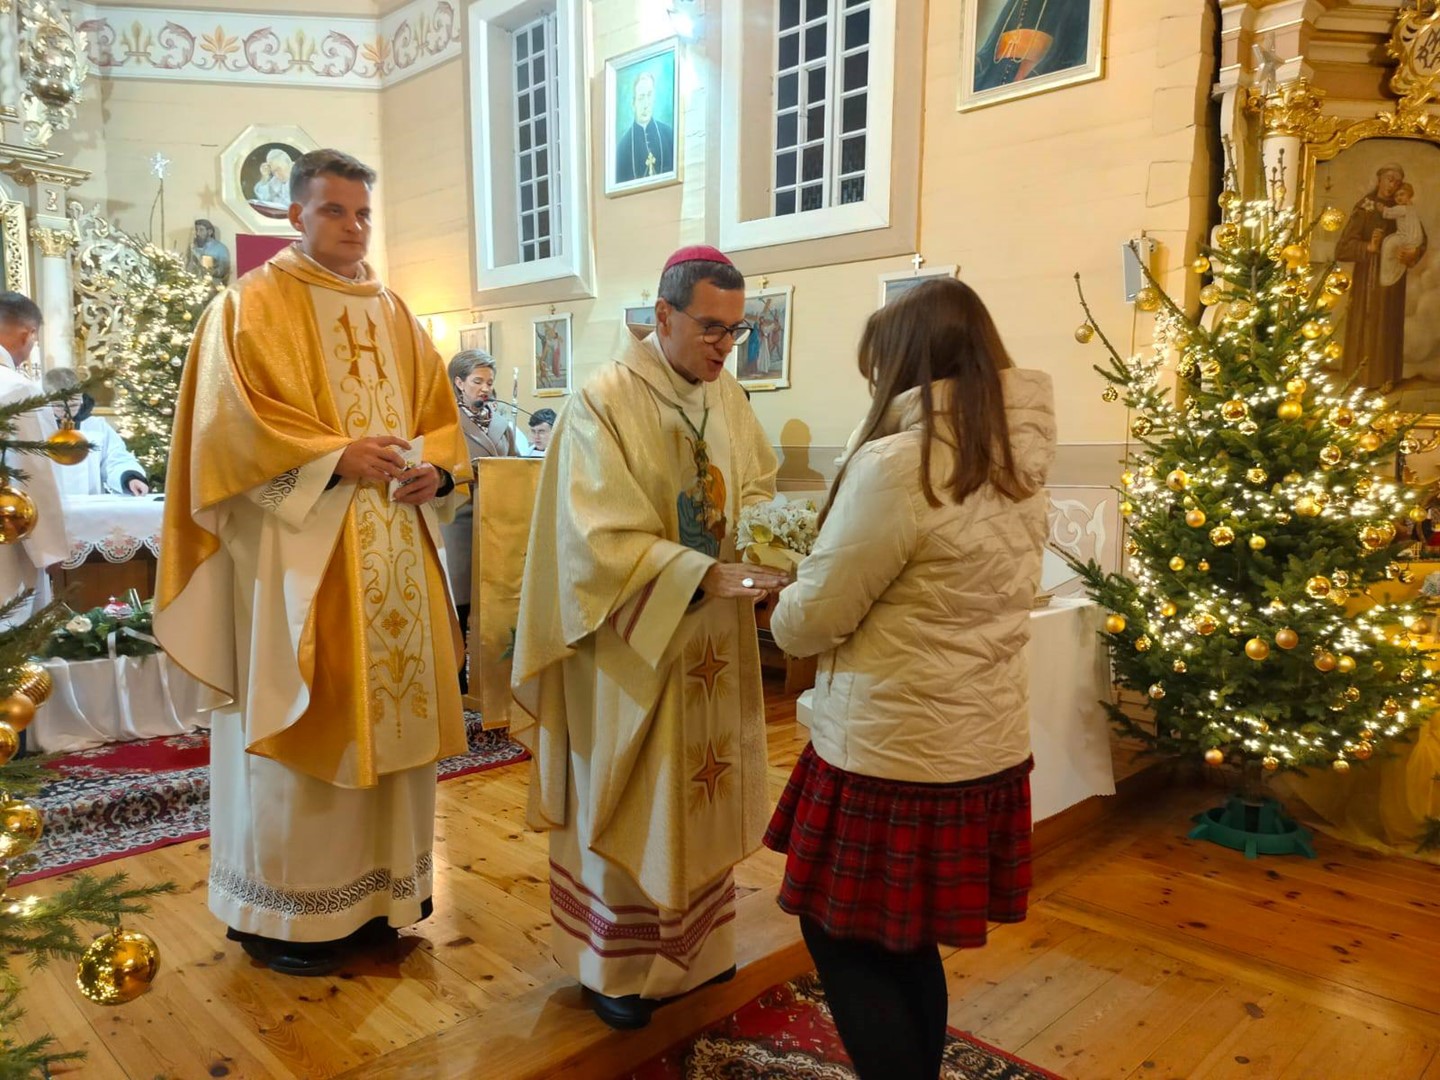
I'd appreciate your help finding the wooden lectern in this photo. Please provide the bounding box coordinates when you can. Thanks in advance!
[464,457,543,730]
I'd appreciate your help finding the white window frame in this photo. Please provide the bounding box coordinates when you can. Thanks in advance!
[720,0,896,253]
[468,0,594,305]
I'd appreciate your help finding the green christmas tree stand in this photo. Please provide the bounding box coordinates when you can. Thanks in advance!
[1188,795,1317,859]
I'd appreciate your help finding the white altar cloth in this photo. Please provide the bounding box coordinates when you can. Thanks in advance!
[59,494,164,569]
[796,597,1116,822]
[29,654,216,753]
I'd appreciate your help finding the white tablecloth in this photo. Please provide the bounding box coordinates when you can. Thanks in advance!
[29,654,218,753]
[796,597,1116,822]
[59,494,164,569]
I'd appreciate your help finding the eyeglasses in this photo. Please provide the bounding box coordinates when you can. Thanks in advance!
[673,307,753,346]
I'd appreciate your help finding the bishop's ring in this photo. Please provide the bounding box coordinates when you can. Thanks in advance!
[742,577,755,589]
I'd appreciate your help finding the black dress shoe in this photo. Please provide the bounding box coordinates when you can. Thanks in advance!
[587,989,656,1030]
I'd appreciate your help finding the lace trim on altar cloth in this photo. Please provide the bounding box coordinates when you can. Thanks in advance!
[209,852,434,918]
[258,468,301,511]
[63,533,161,570]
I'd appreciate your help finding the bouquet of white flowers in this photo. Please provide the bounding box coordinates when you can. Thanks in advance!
[736,495,819,571]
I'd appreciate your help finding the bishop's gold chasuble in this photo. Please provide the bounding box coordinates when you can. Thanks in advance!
[512,332,778,998]
[156,246,471,941]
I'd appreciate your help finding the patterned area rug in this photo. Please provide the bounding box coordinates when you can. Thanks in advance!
[630,973,1061,1080]
[16,713,527,884]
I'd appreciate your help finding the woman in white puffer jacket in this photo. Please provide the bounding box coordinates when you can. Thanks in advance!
[763,277,1056,1080]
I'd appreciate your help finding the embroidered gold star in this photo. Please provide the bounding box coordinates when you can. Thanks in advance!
[687,637,728,697]
[691,741,732,804]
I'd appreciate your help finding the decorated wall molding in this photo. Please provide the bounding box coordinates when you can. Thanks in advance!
[72,0,460,91]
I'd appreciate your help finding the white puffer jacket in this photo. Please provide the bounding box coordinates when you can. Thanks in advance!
[771,369,1056,784]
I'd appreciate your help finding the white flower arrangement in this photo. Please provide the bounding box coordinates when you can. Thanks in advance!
[737,496,819,570]
[65,615,94,634]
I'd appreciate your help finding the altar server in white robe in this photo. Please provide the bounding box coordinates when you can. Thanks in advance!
[0,292,67,626]
[42,367,150,497]
[155,150,471,977]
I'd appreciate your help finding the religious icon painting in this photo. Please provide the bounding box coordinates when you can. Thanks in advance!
[532,313,572,398]
[605,38,681,196]
[879,264,959,308]
[622,303,658,332]
[958,0,1106,112]
[218,124,319,234]
[730,286,793,392]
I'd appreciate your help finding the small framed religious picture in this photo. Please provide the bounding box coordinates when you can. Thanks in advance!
[533,313,573,397]
[459,321,492,354]
[958,0,1106,112]
[622,303,657,332]
[731,286,793,392]
[219,124,320,234]
[879,264,960,307]
[604,39,681,197]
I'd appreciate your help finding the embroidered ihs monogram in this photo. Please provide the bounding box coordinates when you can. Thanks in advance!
[338,307,387,381]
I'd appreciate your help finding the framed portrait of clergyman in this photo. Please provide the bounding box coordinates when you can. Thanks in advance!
[958,0,1106,112]
[605,39,680,197]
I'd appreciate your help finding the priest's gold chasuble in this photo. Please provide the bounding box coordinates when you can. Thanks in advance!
[156,246,471,941]
[513,332,778,998]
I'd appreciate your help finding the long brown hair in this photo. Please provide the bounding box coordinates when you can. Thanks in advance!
[820,277,1034,527]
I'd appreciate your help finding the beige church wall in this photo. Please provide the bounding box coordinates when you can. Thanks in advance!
[54,78,386,272]
[381,0,1217,483]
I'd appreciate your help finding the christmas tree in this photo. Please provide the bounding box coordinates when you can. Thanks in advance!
[0,381,172,1077]
[104,242,216,491]
[1072,170,1436,785]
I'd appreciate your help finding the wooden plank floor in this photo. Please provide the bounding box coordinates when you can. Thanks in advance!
[9,687,1439,1080]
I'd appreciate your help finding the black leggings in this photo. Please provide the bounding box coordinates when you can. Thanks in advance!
[800,916,948,1080]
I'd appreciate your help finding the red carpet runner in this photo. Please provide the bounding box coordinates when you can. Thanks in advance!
[18,713,527,884]
[631,973,1062,1080]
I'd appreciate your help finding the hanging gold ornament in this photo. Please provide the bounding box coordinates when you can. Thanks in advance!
[1204,748,1224,765]
[0,720,17,765]
[1166,469,1189,491]
[0,691,36,732]
[1101,385,1119,402]
[75,928,161,1006]
[16,660,53,708]
[1275,628,1299,650]
[1401,664,1418,683]
[1295,496,1322,518]
[1248,534,1267,551]
[0,484,38,545]
[1103,614,1127,634]
[1320,206,1346,231]
[1246,467,1268,485]
[0,797,44,858]
[1221,399,1249,422]
[1218,189,1240,212]
[1191,256,1211,274]
[1209,525,1235,546]
[1276,511,1293,524]
[1124,538,1140,557]
[1168,556,1186,572]
[1276,398,1303,421]
[1323,340,1343,360]
[1238,420,1259,435]
[1120,501,1134,516]
[1120,470,1135,487]
[1333,758,1351,773]
[1325,270,1353,295]
[1173,659,1188,673]
[1134,287,1162,313]
[1160,600,1178,617]
[1305,576,1332,598]
[1354,475,1374,495]
[1318,444,1343,467]
[1360,728,1376,741]
[1200,358,1221,379]
[1227,299,1255,322]
[1343,686,1361,702]
[1131,417,1154,437]
[1134,635,1152,652]
[1148,683,1166,700]
[1337,655,1357,674]
[1360,525,1388,551]
[1245,637,1271,661]
[1215,222,1241,249]
[1283,471,1303,484]
[1315,651,1338,672]
[1284,377,1307,396]
[1329,406,1355,428]
[1381,697,1400,716]
[1199,283,1223,306]
[1279,243,1308,269]
[1075,323,1096,344]
[1197,559,1211,572]
[1262,755,1280,772]
[1376,521,1397,544]
[46,420,91,467]
[1333,570,1350,587]
[1354,741,1374,761]
[1193,612,1218,635]
[1185,509,1207,528]
[1301,321,1326,340]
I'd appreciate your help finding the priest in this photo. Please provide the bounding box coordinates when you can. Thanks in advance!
[512,246,788,1029]
[155,149,472,976]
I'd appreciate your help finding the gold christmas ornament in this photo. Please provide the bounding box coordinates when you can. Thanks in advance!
[1337,655,1357,675]
[1354,476,1374,496]
[0,484,38,545]
[1103,614,1127,634]
[1120,501,1134,517]
[1285,377,1307,396]
[1199,283,1223,306]
[1305,576,1332,598]
[1185,509,1207,528]
[1191,256,1210,274]
[0,720,17,765]
[1197,559,1211,572]
[0,797,44,859]
[1245,637,1271,661]
[1359,525,1387,551]
[1124,538,1140,557]
[1169,556,1186,572]
[1134,636,1152,652]
[1248,535,1267,551]
[1279,243,1308,269]
[75,928,161,1006]
[1227,299,1255,322]
[1131,417,1154,438]
[1216,222,1241,249]
[1173,659,1188,673]
[1295,496,1322,518]
[1333,758,1351,773]
[1218,189,1240,212]
[1332,570,1349,588]
[1120,470,1135,487]
[1318,444,1343,466]
[1381,697,1400,716]
[1320,206,1346,231]
[1101,386,1119,402]
[1134,287,1162,313]
[1166,469,1189,491]
[1315,651,1338,672]
[1301,321,1326,340]
[1246,467,1268,485]
[1275,628,1299,650]
[1360,728,1376,741]
[1148,683,1166,700]
[1220,399,1249,422]
[1204,748,1224,765]
[0,691,36,732]
[1325,270,1353,295]
[1354,741,1374,761]
[1276,398,1303,421]
[45,421,91,467]
[1330,406,1355,428]
[1209,525,1235,546]
[1376,521,1397,544]
[1283,471,1303,484]
[1160,601,1178,617]
[1262,755,1280,772]
[17,660,53,708]
[1238,420,1259,435]
[1323,342,1344,363]
[1344,686,1361,702]
[1074,323,1096,344]
[1193,613,1218,635]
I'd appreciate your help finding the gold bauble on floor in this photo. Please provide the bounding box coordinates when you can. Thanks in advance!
[75,928,161,1005]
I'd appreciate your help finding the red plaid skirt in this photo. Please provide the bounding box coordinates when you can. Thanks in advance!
[763,744,1033,952]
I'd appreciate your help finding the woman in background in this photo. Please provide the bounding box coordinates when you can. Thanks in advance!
[763,278,1056,1080]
